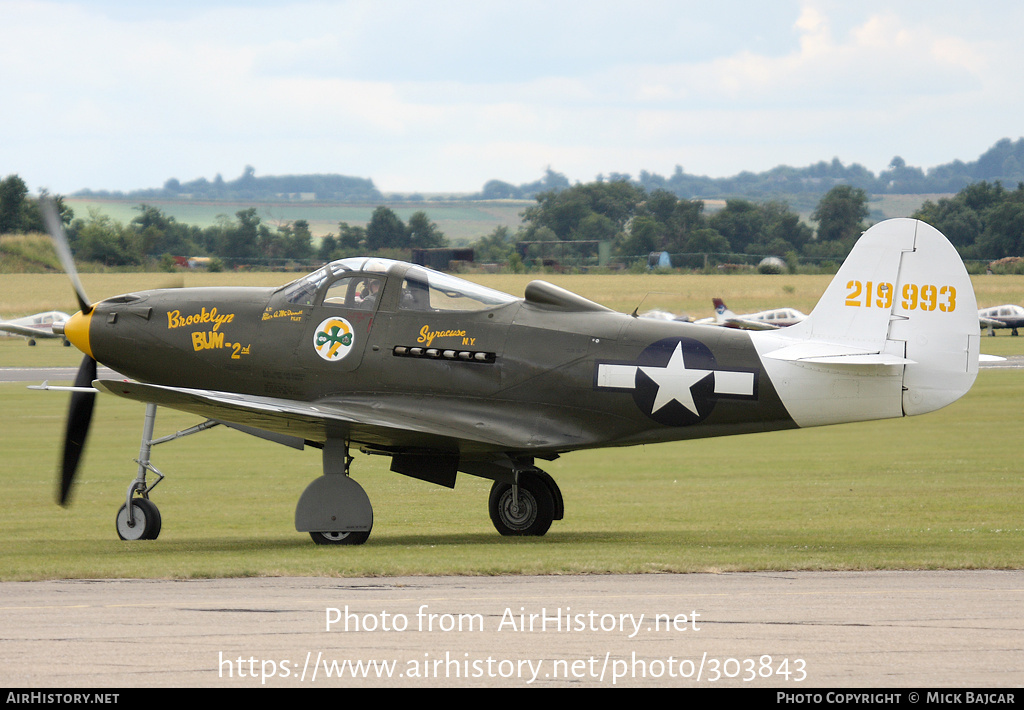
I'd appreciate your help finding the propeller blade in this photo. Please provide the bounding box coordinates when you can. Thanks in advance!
[40,197,92,315]
[59,355,97,506]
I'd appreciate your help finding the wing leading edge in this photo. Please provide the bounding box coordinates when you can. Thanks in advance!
[91,379,594,456]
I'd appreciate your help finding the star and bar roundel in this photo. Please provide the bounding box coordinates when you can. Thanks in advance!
[595,337,758,426]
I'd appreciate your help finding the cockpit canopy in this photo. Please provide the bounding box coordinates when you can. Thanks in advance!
[278,258,518,313]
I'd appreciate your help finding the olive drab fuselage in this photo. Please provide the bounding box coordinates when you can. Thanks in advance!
[79,261,798,459]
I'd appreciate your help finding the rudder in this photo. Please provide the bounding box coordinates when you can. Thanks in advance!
[887,220,979,415]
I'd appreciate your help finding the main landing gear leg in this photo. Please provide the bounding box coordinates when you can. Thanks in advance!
[295,440,373,545]
[116,403,219,541]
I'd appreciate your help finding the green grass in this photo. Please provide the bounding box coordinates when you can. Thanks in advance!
[1,366,1021,581]
[0,234,62,273]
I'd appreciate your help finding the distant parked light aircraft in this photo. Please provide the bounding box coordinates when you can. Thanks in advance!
[0,311,73,346]
[694,299,807,330]
[979,304,1024,336]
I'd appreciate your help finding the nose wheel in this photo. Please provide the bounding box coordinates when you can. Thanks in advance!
[116,498,162,540]
[112,403,220,542]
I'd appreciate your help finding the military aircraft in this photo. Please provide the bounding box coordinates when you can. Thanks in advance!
[37,207,982,545]
[979,304,1024,336]
[0,311,73,345]
[694,299,807,330]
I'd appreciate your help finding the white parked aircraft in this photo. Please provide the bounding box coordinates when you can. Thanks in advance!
[694,299,807,330]
[0,311,73,346]
[979,304,1024,336]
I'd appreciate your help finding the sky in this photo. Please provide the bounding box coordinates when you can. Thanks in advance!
[3,0,1023,196]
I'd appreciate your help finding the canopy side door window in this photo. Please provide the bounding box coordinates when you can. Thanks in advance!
[300,274,384,374]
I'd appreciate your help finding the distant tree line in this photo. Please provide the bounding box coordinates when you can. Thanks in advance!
[468,178,1024,271]
[65,138,1024,209]
[70,203,447,268]
[76,165,383,203]
[469,138,1024,205]
[467,180,863,270]
[2,174,450,268]
[65,205,320,268]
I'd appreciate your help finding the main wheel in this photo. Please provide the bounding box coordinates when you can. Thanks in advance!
[489,472,555,536]
[115,498,162,541]
[309,530,370,546]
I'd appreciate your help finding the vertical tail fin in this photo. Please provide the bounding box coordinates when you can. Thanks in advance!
[758,218,978,423]
[712,298,732,324]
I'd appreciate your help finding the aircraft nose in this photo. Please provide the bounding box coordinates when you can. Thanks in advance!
[61,310,94,358]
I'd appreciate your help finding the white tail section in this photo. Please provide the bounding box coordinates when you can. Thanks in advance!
[754,219,979,427]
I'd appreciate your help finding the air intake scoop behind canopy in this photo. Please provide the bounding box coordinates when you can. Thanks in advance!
[524,281,612,312]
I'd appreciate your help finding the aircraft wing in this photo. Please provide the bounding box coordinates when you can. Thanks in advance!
[92,379,584,455]
[0,323,59,338]
[721,317,781,331]
[979,316,1002,328]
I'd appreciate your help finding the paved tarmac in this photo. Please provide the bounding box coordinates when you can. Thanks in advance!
[1,570,1022,688]
[0,366,121,383]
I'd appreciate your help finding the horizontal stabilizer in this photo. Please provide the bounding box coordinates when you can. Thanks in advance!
[763,342,915,366]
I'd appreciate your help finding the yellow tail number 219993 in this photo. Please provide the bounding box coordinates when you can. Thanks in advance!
[845,281,957,312]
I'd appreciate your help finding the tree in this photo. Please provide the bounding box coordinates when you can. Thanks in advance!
[812,185,869,245]
[752,201,813,254]
[914,196,984,252]
[406,211,447,248]
[479,180,521,200]
[365,206,407,250]
[522,181,645,241]
[684,228,731,255]
[70,209,143,266]
[318,234,338,262]
[708,199,762,253]
[976,190,1024,259]
[337,222,366,250]
[0,175,29,234]
[130,204,199,256]
[222,208,261,261]
[522,188,591,240]
[280,219,315,261]
[471,225,516,263]
[618,215,661,256]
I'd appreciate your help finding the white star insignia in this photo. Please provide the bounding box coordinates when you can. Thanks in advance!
[638,342,712,414]
[595,341,756,420]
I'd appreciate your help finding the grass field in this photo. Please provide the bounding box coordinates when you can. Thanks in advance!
[0,272,1022,580]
